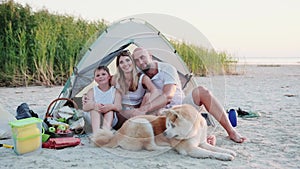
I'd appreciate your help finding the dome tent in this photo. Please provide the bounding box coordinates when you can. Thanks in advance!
[59,17,198,107]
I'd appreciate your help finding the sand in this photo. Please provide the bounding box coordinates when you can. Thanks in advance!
[0,65,299,169]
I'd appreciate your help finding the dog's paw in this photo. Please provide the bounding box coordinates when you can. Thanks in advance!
[213,153,235,161]
[226,154,235,161]
[220,154,235,161]
[226,149,237,157]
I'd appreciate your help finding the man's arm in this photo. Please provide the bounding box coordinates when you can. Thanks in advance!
[136,83,177,115]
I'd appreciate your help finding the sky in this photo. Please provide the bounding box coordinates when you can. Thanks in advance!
[12,0,300,63]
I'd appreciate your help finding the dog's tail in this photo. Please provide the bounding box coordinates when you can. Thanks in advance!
[90,129,118,148]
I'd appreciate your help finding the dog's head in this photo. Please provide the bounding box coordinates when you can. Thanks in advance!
[161,104,200,140]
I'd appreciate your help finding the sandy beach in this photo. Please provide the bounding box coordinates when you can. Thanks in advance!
[0,65,299,169]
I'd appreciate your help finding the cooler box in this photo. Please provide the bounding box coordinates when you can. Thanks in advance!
[9,117,43,155]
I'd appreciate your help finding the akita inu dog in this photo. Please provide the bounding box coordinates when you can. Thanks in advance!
[92,104,236,161]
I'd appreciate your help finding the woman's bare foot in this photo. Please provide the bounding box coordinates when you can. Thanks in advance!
[207,135,216,146]
[228,131,247,143]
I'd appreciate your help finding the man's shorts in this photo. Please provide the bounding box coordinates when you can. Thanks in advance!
[182,91,201,110]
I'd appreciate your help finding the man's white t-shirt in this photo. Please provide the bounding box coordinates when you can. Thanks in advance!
[150,62,185,108]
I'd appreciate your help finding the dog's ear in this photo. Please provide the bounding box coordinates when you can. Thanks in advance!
[160,107,183,119]
[172,109,183,119]
[168,109,183,121]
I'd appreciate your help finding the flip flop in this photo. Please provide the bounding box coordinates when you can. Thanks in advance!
[237,108,261,118]
[240,111,261,119]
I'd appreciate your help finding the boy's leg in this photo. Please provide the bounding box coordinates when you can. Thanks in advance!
[90,110,101,133]
[102,111,114,130]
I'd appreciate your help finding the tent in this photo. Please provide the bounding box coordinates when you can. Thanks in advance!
[0,103,16,139]
[58,17,199,109]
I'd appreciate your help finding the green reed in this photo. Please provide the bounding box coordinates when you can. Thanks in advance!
[0,1,105,86]
[0,0,235,87]
[171,41,237,76]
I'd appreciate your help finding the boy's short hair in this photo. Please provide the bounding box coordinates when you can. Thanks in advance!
[95,65,110,76]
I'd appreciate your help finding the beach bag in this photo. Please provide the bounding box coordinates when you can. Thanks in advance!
[16,103,38,120]
[42,137,81,149]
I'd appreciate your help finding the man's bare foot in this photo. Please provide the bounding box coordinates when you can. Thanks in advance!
[207,135,216,146]
[228,131,247,143]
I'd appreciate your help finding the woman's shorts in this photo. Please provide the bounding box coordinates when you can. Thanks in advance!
[111,112,118,128]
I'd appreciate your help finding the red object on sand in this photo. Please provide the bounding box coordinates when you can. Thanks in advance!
[42,137,80,149]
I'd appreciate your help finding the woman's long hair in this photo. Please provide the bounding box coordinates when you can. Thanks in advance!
[115,50,139,94]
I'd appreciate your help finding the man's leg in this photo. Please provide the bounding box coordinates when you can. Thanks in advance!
[192,86,246,143]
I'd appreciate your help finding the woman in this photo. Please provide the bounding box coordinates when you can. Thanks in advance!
[111,50,160,128]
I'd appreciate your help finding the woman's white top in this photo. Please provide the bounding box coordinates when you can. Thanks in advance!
[121,74,146,106]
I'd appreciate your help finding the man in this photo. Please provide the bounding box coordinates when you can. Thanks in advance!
[131,47,246,144]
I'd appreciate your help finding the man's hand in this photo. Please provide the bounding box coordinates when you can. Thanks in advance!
[119,108,146,119]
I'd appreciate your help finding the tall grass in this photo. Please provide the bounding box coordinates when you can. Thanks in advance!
[0,0,236,87]
[171,41,237,76]
[0,0,105,86]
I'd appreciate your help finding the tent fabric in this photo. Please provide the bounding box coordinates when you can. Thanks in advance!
[0,103,16,139]
[61,18,198,102]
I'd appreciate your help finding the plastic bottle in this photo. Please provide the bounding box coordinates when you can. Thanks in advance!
[228,109,237,127]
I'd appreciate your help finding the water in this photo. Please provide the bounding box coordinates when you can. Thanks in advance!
[236,56,300,65]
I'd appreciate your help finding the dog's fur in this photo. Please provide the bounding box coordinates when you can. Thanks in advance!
[92,104,236,161]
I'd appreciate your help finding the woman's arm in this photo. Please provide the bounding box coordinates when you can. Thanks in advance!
[113,89,122,112]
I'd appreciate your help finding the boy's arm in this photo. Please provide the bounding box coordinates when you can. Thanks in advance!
[82,89,96,111]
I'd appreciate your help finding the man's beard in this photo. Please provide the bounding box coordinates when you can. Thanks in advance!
[141,64,151,73]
